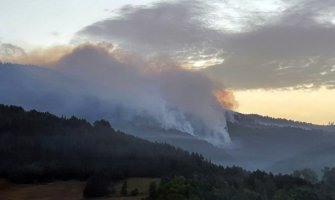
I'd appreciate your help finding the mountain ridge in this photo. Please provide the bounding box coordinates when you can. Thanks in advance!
[226,110,335,132]
[1,62,335,174]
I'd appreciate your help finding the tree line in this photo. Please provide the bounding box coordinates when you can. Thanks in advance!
[0,104,335,199]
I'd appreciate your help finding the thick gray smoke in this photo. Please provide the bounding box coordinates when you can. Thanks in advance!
[0,44,233,146]
[54,44,231,145]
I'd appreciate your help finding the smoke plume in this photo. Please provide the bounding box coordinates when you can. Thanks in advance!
[1,43,236,146]
[1,45,74,66]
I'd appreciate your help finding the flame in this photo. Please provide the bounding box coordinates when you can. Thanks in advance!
[213,89,238,110]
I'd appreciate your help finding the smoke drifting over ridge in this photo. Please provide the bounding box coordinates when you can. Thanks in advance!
[1,43,236,146]
[0,44,75,66]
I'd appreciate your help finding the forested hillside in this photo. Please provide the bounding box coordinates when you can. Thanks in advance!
[0,104,208,182]
[1,104,335,200]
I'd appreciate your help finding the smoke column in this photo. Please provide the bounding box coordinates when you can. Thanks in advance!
[1,43,235,146]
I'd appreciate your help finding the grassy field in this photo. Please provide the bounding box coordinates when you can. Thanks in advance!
[0,178,160,200]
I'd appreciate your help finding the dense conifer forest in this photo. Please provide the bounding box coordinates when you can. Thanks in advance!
[1,104,335,199]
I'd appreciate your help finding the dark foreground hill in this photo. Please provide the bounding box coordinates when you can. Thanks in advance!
[0,104,208,182]
[1,104,335,200]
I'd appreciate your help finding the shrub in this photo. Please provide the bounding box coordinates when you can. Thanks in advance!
[130,188,139,196]
[83,175,113,198]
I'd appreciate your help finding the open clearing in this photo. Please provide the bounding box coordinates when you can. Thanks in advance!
[0,178,160,200]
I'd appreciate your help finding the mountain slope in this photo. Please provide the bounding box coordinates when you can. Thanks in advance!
[0,104,210,182]
[269,144,335,173]
[0,63,231,164]
[1,63,335,174]
[0,63,89,115]
[1,104,333,200]
[226,110,335,132]
[225,111,335,172]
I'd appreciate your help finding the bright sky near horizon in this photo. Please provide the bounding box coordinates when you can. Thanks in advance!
[235,88,335,125]
[1,0,334,125]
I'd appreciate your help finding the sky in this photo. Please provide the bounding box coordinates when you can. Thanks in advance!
[1,0,334,124]
[0,0,156,47]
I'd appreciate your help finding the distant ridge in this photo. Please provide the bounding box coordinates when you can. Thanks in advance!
[226,110,335,132]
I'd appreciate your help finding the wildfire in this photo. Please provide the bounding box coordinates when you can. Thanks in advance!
[213,89,238,110]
